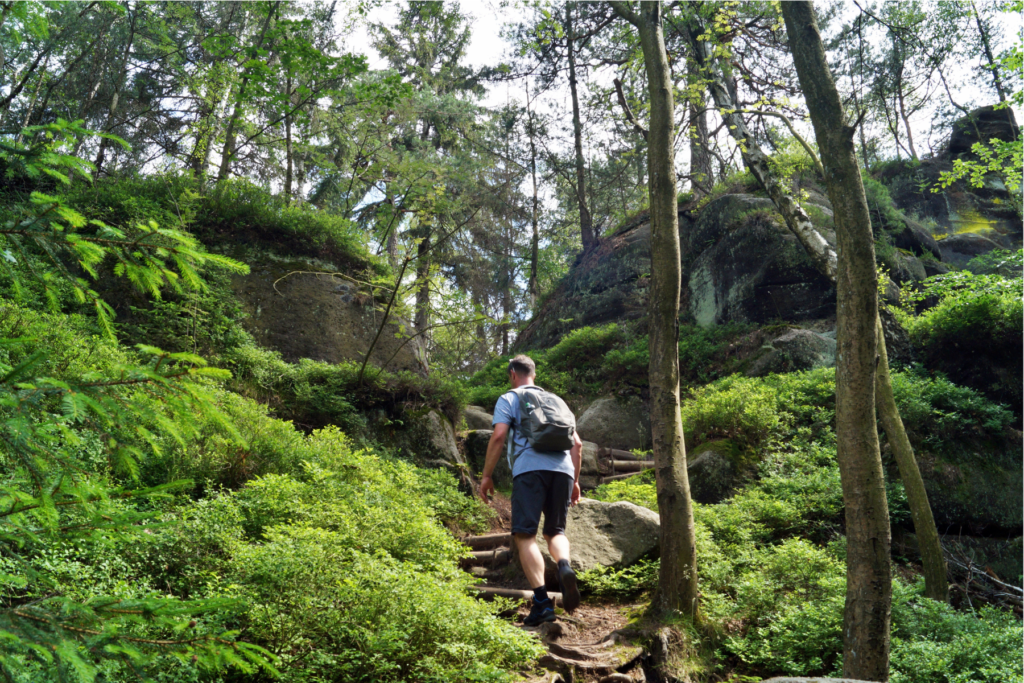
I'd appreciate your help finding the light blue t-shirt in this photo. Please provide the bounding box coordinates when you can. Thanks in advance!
[492,389,575,479]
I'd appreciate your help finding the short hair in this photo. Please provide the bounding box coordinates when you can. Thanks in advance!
[508,354,536,378]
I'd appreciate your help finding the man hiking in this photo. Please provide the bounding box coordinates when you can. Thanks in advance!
[479,354,582,626]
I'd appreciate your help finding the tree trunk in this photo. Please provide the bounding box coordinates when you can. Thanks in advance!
[218,5,276,182]
[527,84,540,308]
[874,316,948,602]
[566,4,597,252]
[414,233,431,337]
[284,73,294,201]
[781,4,891,680]
[969,0,1007,103]
[687,56,713,197]
[611,0,698,618]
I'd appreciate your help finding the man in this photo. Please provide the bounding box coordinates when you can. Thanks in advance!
[479,354,582,626]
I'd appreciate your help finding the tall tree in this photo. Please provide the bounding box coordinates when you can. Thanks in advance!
[782,3,892,679]
[610,0,698,619]
[565,3,598,251]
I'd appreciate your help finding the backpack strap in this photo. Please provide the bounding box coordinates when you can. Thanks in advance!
[506,387,527,469]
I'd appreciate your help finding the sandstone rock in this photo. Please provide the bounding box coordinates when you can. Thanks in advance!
[537,498,660,575]
[576,398,650,451]
[463,430,513,488]
[687,195,836,327]
[891,219,942,259]
[463,405,494,431]
[231,256,425,373]
[745,328,837,377]
[948,105,1020,158]
[938,232,1002,269]
[423,409,463,466]
[687,440,742,504]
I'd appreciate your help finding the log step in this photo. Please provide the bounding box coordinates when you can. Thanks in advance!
[460,547,512,568]
[601,471,645,483]
[611,459,654,472]
[472,585,563,606]
[462,532,512,550]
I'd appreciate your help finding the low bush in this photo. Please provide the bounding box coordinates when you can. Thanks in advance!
[136,426,534,683]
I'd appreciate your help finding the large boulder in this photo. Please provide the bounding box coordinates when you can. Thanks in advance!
[463,430,512,487]
[745,328,837,377]
[463,405,494,431]
[576,397,650,451]
[686,195,837,327]
[232,255,426,373]
[948,104,1020,158]
[536,498,660,576]
[937,232,1003,269]
[686,440,746,504]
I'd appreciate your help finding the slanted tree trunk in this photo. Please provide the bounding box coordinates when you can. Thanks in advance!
[687,56,713,198]
[566,4,598,252]
[969,0,1007,103]
[874,317,948,601]
[781,4,891,680]
[611,0,698,618]
[284,73,294,201]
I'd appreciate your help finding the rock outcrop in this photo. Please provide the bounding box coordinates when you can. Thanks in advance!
[937,232,1004,269]
[537,498,660,576]
[687,440,745,504]
[576,397,650,451]
[463,405,494,431]
[745,328,837,377]
[231,254,426,373]
[686,194,837,327]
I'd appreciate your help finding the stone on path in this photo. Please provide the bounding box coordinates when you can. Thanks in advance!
[537,498,659,576]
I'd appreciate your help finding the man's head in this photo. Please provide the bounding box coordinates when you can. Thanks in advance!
[508,354,536,388]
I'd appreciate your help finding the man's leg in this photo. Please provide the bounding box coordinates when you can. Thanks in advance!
[542,473,580,613]
[543,533,571,564]
[515,533,546,589]
[511,473,556,625]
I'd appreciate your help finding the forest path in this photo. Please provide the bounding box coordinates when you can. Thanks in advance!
[460,530,647,682]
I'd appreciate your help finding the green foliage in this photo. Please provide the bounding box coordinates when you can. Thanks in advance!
[0,125,272,679]
[141,427,539,683]
[965,247,1024,277]
[863,172,907,232]
[201,179,385,274]
[593,368,1021,682]
[225,343,466,435]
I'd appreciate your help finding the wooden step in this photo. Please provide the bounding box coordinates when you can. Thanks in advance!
[460,547,512,568]
[610,459,654,472]
[471,585,564,606]
[601,471,645,483]
[462,532,512,550]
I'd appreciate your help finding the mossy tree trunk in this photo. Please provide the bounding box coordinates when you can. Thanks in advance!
[611,0,698,618]
[781,3,891,679]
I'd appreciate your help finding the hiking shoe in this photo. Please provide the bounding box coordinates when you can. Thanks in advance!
[523,597,556,626]
[558,563,581,613]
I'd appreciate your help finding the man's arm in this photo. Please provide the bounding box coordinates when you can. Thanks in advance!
[569,431,582,504]
[479,423,509,503]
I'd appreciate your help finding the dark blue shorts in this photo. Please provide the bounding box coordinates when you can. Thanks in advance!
[511,470,574,536]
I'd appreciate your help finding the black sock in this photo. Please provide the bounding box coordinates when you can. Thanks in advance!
[533,586,549,603]
[557,559,571,571]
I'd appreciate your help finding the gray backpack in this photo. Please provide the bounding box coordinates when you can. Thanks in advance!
[507,386,576,467]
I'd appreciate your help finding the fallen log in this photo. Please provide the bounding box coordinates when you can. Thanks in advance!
[463,532,512,550]
[471,585,563,606]
[611,459,654,472]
